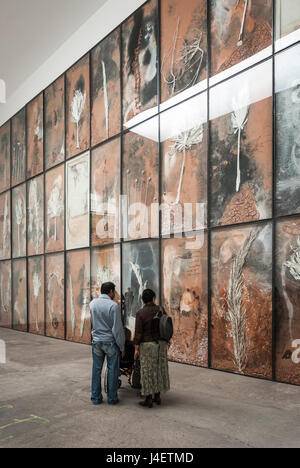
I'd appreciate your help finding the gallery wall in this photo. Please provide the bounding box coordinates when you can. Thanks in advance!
[0,0,300,386]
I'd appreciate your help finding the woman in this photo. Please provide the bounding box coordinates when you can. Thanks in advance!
[134,289,170,408]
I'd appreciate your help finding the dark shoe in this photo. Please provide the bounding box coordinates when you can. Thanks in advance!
[139,395,153,408]
[92,400,103,406]
[154,393,161,405]
[108,399,120,405]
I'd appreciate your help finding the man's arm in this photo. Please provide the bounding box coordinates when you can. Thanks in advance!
[111,303,125,353]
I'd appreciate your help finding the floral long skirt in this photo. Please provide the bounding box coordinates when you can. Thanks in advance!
[139,341,170,397]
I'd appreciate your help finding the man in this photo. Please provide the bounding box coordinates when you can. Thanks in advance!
[90,282,125,405]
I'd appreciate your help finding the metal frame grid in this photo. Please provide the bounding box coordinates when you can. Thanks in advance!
[0,0,299,386]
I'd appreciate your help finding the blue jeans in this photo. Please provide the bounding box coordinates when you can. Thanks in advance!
[91,342,120,405]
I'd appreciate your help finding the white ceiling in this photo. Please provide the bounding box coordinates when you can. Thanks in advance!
[0,0,108,98]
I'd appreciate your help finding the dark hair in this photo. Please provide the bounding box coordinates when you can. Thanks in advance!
[101,282,116,295]
[142,289,156,304]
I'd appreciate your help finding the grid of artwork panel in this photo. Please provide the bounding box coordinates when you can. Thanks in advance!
[0,0,300,386]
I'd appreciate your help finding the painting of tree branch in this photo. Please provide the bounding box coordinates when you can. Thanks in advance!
[211,223,273,378]
[123,128,159,241]
[210,0,272,77]
[28,175,44,256]
[27,93,44,178]
[12,184,26,259]
[12,108,26,187]
[0,192,11,261]
[13,259,27,332]
[276,217,300,385]
[122,240,159,338]
[28,256,44,336]
[276,44,300,216]
[66,249,90,344]
[162,233,208,367]
[0,260,11,329]
[161,0,207,103]
[45,165,64,253]
[91,28,121,145]
[91,245,121,301]
[66,55,90,159]
[0,122,10,194]
[46,253,65,339]
[210,93,272,227]
[66,152,89,250]
[122,0,158,125]
[45,76,65,170]
[92,138,120,246]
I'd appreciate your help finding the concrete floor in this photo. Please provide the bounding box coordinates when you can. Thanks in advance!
[0,328,299,448]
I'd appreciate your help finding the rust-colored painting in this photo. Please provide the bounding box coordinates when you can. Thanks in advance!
[92,138,120,246]
[45,76,65,170]
[28,256,44,336]
[91,245,121,301]
[123,127,159,241]
[46,253,65,339]
[66,55,90,159]
[0,122,10,194]
[0,192,11,261]
[12,184,26,259]
[66,249,91,344]
[91,28,121,145]
[45,165,64,253]
[13,258,27,332]
[162,233,208,367]
[161,0,207,102]
[210,0,272,77]
[12,108,26,187]
[122,0,158,125]
[0,260,11,329]
[27,93,44,178]
[211,223,273,379]
[210,96,273,227]
[28,175,44,256]
[161,96,207,235]
[276,217,300,385]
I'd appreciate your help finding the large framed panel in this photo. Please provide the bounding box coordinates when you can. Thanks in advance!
[275,217,300,385]
[122,0,158,126]
[66,55,90,159]
[28,256,45,335]
[46,252,65,339]
[45,76,65,170]
[91,245,121,300]
[210,61,273,227]
[275,0,300,51]
[161,0,207,104]
[27,93,44,178]
[210,0,272,78]
[162,233,208,367]
[12,184,26,259]
[211,222,273,379]
[0,192,11,260]
[0,122,10,194]
[12,108,26,187]
[123,119,159,241]
[122,240,159,338]
[27,175,44,256]
[12,258,27,332]
[91,138,120,246]
[66,249,91,344]
[91,28,121,146]
[0,260,12,329]
[275,44,300,217]
[66,152,90,250]
[161,92,207,235]
[45,165,64,253]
